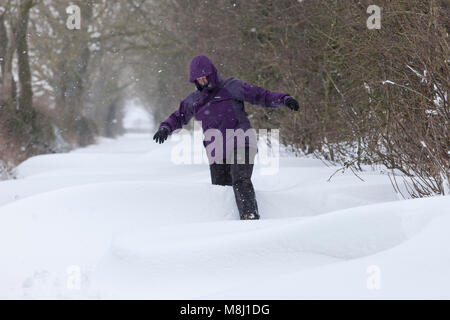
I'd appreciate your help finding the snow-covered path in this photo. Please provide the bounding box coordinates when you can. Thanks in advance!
[0,132,449,299]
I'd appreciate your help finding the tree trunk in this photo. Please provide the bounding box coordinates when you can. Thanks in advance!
[0,14,7,82]
[14,0,34,119]
[0,10,16,104]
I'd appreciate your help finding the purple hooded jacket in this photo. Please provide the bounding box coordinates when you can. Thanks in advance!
[159,55,291,163]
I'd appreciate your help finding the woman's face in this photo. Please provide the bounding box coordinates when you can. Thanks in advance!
[196,76,208,85]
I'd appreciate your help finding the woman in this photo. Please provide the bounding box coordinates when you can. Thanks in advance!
[153,55,299,220]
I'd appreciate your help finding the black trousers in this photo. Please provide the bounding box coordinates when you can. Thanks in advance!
[209,147,259,220]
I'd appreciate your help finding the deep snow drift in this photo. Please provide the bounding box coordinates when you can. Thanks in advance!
[0,129,449,299]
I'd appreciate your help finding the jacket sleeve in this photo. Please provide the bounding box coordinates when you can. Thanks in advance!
[159,96,194,133]
[227,78,290,108]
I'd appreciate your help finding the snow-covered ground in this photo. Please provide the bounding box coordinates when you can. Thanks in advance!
[0,111,449,299]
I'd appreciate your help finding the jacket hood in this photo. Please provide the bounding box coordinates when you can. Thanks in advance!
[189,55,221,89]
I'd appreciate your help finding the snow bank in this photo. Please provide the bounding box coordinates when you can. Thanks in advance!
[0,133,448,299]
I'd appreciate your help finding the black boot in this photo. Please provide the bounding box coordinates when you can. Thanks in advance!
[241,212,260,220]
[230,148,260,220]
[232,175,260,220]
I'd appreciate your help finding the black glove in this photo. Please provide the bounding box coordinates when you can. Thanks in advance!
[284,96,300,111]
[153,126,169,144]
